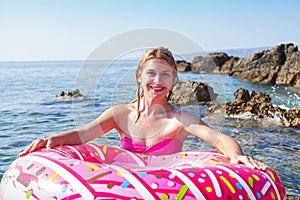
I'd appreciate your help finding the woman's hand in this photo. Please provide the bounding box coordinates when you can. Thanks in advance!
[230,155,267,171]
[19,137,54,157]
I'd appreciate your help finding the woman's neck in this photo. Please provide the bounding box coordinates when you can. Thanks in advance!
[139,96,173,116]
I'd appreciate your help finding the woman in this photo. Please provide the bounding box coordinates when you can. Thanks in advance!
[20,47,266,170]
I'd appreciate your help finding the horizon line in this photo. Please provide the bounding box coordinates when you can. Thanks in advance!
[0,43,296,63]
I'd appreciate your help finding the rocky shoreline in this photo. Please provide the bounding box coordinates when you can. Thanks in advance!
[207,88,300,128]
[177,43,300,87]
[173,43,300,128]
[169,83,300,127]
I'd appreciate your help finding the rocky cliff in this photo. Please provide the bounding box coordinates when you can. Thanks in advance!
[190,43,300,87]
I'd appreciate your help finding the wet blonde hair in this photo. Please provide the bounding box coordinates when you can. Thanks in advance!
[134,47,177,122]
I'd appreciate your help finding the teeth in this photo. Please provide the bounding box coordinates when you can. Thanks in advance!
[150,85,164,91]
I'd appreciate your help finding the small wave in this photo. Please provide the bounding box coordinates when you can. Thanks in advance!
[227,111,256,119]
[225,111,283,127]
[275,104,292,110]
[53,96,93,102]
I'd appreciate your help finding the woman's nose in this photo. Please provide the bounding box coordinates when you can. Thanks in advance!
[153,75,161,83]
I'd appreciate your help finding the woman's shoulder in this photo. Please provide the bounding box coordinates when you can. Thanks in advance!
[108,104,126,112]
[172,107,195,117]
[173,108,205,126]
[98,104,133,122]
[109,103,136,114]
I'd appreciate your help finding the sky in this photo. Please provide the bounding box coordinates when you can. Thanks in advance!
[0,0,299,61]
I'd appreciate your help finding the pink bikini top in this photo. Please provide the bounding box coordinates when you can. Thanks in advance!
[120,137,183,156]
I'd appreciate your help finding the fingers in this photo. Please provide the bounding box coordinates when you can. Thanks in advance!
[251,157,267,171]
[244,156,260,170]
[46,138,54,149]
[19,138,50,157]
[19,143,33,156]
[31,138,44,151]
[231,155,267,171]
[253,159,267,171]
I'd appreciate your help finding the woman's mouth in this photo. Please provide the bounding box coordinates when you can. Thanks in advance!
[149,85,165,92]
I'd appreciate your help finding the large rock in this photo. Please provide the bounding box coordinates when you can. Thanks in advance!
[229,43,300,86]
[169,80,217,104]
[207,88,300,127]
[176,60,191,72]
[189,43,300,87]
[191,52,233,73]
[276,51,300,86]
[215,56,239,74]
[225,89,274,118]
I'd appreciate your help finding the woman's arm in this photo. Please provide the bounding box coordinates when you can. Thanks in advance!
[20,106,119,156]
[182,112,266,170]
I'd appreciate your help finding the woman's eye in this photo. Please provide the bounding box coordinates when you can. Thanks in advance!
[147,72,155,76]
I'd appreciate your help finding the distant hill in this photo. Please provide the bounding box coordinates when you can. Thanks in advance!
[222,46,273,57]
[180,46,272,61]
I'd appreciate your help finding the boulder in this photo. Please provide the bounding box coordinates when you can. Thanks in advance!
[188,43,300,87]
[214,56,239,74]
[229,43,300,86]
[276,51,300,87]
[55,89,84,99]
[281,106,300,127]
[225,89,273,118]
[191,52,233,73]
[176,60,191,72]
[207,88,300,127]
[169,80,217,104]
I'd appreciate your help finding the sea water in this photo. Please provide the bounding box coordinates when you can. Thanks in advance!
[0,60,299,196]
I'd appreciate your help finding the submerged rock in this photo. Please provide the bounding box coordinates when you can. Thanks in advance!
[207,88,300,128]
[55,89,84,99]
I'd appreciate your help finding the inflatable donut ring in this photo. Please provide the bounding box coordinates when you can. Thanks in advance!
[0,144,286,199]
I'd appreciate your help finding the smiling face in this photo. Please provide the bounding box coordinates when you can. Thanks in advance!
[138,58,177,100]
[134,47,177,122]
